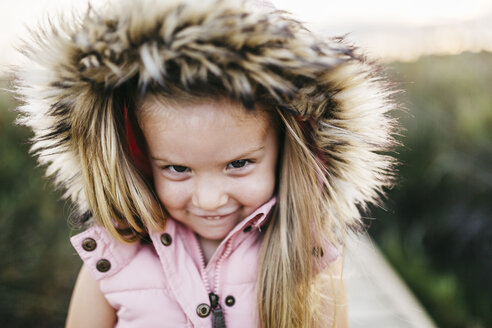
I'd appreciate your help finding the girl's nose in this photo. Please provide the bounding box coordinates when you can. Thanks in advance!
[192,179,228,211]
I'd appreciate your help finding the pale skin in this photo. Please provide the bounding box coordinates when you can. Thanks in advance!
[65,264,116,328]
[141,99,279,263]
[65,98,348,327]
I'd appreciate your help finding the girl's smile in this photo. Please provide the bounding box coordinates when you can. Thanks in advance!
[139,97,278,255]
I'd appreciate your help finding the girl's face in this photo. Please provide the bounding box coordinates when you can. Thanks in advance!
[139,97,278,245]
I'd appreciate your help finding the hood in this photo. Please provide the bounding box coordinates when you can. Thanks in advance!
[14,0,398,230]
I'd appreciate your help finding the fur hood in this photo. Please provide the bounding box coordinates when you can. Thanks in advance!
[14,0,397,230]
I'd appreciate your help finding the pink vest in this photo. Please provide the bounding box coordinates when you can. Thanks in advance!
[71,199,275,327]
[71,198,338,327]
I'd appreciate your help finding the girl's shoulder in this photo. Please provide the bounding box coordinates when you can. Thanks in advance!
[71,225,172,293]
[71,225,142,281]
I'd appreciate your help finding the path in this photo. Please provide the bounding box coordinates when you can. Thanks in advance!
[345,234,436,328]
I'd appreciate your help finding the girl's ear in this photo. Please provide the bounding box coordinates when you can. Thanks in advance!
[124,105,153,177]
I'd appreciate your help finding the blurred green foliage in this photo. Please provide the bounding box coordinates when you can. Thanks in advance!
[0,81,81,327]
[0,52,491,327]
[370,52,492,328]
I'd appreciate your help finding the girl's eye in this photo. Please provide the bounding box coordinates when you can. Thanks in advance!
[227,159,249,169]
[166,165,190,173]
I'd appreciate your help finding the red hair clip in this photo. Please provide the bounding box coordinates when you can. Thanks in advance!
[124,105,152,177]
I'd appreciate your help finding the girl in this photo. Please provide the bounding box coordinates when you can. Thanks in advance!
[14,0,397,326]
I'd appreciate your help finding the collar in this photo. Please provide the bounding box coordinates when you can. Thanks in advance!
[224,196,277,237]
[149,196,277,261]
[160,196,277,240]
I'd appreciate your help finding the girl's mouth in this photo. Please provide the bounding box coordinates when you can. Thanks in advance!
[192,209,237,219]
[196,211,237,221]
[205,216,222,220]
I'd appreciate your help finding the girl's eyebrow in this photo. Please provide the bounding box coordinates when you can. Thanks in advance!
[150,146,265,163]
[150,154,175,162]
[227,145,265,161]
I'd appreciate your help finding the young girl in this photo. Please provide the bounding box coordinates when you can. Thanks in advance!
[14,0,397,326]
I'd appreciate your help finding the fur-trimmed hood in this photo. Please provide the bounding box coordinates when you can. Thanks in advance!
[14,0,397,230]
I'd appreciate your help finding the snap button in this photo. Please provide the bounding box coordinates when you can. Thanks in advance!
[82,238,97,252]
[312,246,324,257]
[196,303,211,318]
[243,225,252,233]
[160,233,172,246]
[96,259,111,272]
[225,295,235,307]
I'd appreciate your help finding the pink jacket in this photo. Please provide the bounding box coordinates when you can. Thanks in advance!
[71,198,337,327]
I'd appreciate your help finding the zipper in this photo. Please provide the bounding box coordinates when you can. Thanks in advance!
[210,239,232,328]
[192,234,233,327]
[209,292,226,328]
[192,233,211,294]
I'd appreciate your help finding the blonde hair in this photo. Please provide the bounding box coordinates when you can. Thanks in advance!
[74,91,165,241]
[258,108,346,327]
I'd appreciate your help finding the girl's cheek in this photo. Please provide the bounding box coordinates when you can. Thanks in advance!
[154,178,190,209]
[239,172,276,204]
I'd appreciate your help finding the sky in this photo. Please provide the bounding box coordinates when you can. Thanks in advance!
[280,0,492,27]
[1,0,492,70]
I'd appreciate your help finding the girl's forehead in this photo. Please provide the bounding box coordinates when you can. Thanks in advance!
[138,94,272,128]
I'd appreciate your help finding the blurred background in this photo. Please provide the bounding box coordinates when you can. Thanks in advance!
[0,0,491,327]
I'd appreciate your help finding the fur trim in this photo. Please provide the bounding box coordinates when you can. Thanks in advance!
[14,0,398,227]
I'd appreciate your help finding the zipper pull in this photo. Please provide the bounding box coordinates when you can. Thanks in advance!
[209,293,226,328]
